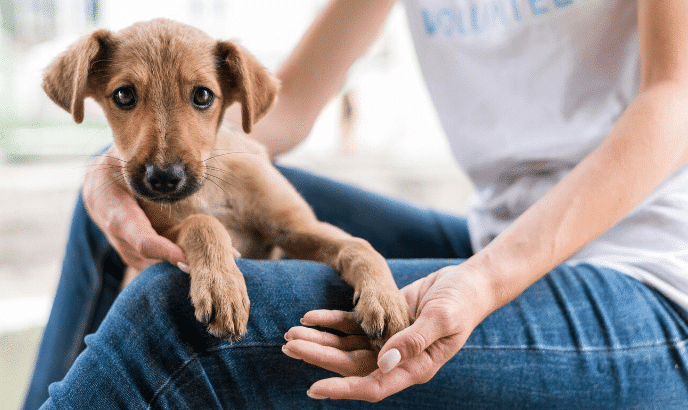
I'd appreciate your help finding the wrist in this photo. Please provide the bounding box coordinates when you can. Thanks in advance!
[439,263,500,328]
[457,252,514,318]
[461,237,553,315]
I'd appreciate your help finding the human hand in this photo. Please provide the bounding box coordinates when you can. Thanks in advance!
[282,265,493,402]
[82,148,186,271]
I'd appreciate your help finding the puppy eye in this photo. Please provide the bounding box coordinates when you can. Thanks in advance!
[112,86,137,109]
[192,87,214,109]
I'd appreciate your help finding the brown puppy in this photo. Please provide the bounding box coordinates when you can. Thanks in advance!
[42,19,412,346]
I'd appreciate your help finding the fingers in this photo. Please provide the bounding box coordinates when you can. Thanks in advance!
[283,313,376,377]
[376,307,450,374]
[307,366,417,402]
[303,332,447,402]
[300,310,365,335]
[291,268,480,402]
[284,307,459,401]
[285,326,371,351]
[122,236,185,272]
[106,200,185,268]
[108,239,160,272]
[283,338,377,377]
[136,233,186,264]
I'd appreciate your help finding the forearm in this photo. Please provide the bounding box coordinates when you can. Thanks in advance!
[464,82,688,312]
[229,0,397,157]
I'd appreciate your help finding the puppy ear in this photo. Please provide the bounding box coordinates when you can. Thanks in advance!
[42,29,114,124]
[216,41,279,134]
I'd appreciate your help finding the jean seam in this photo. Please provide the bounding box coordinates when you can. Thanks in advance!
[205,338,688,354]
[147,346,283,408]
[462,338,688,353]
[205,341,688,354]
[147,353,200,410]
[204,343,283,353]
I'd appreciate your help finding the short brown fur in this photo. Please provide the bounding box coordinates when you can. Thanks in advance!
[43,19,411,345]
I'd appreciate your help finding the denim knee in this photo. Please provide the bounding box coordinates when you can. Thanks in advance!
[122,262,188,303]
[115,260,345,350]
[119,262,190,320]
[44,263,220,409]
[115,263,223,349]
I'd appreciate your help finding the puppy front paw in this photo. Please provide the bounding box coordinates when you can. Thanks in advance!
[189,266,250,341]
[354,286,413,350]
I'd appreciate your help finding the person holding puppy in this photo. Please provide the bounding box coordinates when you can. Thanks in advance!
[23,0,688,408]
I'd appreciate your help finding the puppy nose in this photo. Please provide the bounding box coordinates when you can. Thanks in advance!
[144,164,185,194]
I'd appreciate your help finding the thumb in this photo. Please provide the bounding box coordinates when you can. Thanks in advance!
[137,235,186,265]
[377,310,446,373]
[117,203,186,265]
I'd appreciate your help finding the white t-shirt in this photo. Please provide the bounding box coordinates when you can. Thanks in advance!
[402,0,688,311]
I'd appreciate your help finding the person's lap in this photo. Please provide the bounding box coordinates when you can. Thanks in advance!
[42,259,688,409]
[25,165,688,409]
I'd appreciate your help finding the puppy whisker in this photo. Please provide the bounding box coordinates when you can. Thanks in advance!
[203,169,243,191]
[207,149,256,153]
[203,150,256,163]
[89,171,128,200]
[203,165,241,181]
[79,164,123,172]
[100,155,128,163]
[82,160,124,177]
[73,154,128,167]
[203,171,238,189]
[201,174,233,198]
[83,164,123,178]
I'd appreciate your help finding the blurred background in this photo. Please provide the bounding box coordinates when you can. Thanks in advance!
[0,1,473,408]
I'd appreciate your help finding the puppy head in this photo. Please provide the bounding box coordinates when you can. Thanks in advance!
[42,19,278,203]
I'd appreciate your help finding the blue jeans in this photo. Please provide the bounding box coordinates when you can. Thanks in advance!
[23,166,688,409]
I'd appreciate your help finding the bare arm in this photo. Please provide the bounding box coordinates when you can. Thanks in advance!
[467,0,688,312]
[227,0,397,157]
[284,0,688,401]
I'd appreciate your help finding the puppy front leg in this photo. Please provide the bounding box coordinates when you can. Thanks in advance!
[174,214,249,341]
[241,162,411,346]
[329,234,413,348]
[280,222,413,348]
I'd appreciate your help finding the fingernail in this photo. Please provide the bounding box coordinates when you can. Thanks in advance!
[307,390,326,400]
[177,262,190,273]
[232,248,242,259]
[284,332,291,341]
[378,348,401,373]
[282,345,297,359]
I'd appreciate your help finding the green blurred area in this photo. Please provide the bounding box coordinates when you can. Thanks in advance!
[0,120,111,163]
[0,9,111,163]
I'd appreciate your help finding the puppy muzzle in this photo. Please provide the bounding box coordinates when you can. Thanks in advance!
[129,162,201,203]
